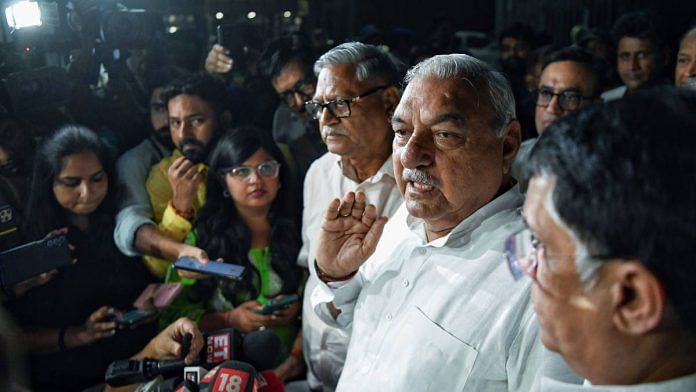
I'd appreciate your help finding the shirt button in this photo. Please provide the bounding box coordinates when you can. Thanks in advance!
[418,248,426,256]
[386,313,392,321]
[402,279,409,287]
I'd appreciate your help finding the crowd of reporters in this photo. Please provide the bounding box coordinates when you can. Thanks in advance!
[0,7,695,392]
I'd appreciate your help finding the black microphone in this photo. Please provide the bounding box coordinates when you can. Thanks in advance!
[241,329,281,371]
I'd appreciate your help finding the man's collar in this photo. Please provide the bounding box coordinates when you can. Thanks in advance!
[405,184,523,246]
[334,153,395,183]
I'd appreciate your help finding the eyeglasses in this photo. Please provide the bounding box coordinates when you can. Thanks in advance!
[505,228,540,281]
[304,85,389,120]
[219,160,280,181]
[536,88,595,112]
[278,77,315,106]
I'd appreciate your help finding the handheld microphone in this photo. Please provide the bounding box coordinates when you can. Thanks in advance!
[105,328,235,387]
[184,366,208,385]
[199,360,257,392]
[257,370,285,392]
[241,329,281,371]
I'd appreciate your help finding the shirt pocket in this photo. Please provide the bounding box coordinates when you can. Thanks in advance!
[371,306,479,391]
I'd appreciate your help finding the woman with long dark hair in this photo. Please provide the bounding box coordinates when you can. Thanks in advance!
[6,125,155,391]
[165,127,303,371]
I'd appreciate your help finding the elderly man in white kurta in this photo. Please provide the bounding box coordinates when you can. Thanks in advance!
[311,54,543,391]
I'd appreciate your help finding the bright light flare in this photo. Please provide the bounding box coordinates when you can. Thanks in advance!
[5,1,42,29]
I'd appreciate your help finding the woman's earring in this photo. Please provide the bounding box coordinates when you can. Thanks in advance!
[223,190,230,198]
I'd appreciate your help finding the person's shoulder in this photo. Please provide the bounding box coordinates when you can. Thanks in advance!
[600,85,627,102]
[118,139,160,170]
[306,151,339,176]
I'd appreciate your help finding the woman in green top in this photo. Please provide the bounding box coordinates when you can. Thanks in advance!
[185,128,302,370]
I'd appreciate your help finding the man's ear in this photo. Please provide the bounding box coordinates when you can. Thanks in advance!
[381,86,401,119]
[220,110,233,129]
[609,261,665,336]
[501,120,521,175]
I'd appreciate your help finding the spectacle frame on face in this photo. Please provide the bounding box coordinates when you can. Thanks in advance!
[536,88,595,112]
[278,76,315,106]
[219,160,280,181]
[304,85,389,120]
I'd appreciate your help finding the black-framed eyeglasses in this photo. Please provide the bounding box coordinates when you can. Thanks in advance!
[219,160,280,181]
[304,85,389,120]
[536,88,596,112]
[278,76,316,106]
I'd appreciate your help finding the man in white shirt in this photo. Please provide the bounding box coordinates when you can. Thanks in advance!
[515,88,696,391]
[312,54,542,391]
[296,42,404,391]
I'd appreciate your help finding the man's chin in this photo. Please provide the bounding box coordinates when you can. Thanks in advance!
[181,148,207,164]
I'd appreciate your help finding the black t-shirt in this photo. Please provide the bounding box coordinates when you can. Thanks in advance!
[6,224,156,392]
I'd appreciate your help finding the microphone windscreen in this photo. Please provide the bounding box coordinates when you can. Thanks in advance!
[258,370,285,392]
[199,360,257,392]
[242,329,281,371]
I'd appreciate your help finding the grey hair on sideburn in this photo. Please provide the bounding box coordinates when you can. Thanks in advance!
[313,42,403,87]
[405,54,516,136]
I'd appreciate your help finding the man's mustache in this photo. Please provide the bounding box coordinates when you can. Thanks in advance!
[180,138,206,150]
[322,125,350,139]
[402,169,439,187]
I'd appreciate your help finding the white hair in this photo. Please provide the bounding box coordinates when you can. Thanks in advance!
[405,54,516,137]
[313,41,402,86]
[539,172,603,287]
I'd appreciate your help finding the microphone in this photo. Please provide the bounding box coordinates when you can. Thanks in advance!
[199,360,257,392]
[241,329,281,371]
[105,328,235,387]
[257,370,285,392]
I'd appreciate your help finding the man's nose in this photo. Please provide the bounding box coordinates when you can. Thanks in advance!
[400,130,435,169]
[631,55,641,71]
[319,105,339,126]
[686,59,696,77]
[546,94,563,114]
[290,92,305,110]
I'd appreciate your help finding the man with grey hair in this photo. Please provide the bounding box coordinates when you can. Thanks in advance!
[310,53,542,391]
[296,41,404,391]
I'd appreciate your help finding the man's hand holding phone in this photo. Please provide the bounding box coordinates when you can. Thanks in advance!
[205,44,234,74]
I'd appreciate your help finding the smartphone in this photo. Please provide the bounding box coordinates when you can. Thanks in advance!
[133,283,183,310]
[173,257,245,280]
[114,309,158,330]
[216,24,246,63]
[259,294,300,315]
[0,234,72,289]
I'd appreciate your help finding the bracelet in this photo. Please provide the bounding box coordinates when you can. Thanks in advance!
[168,200,193,220]
[58,326,68,352]
[314,260,357,283]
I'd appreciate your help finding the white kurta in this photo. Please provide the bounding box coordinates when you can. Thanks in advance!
[299,151,402,390]
[312,186,543,391]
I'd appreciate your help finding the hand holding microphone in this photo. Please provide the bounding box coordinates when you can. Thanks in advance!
[138,317,204,365]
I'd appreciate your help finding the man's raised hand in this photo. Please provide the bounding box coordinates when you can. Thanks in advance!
[315,191,388,278]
